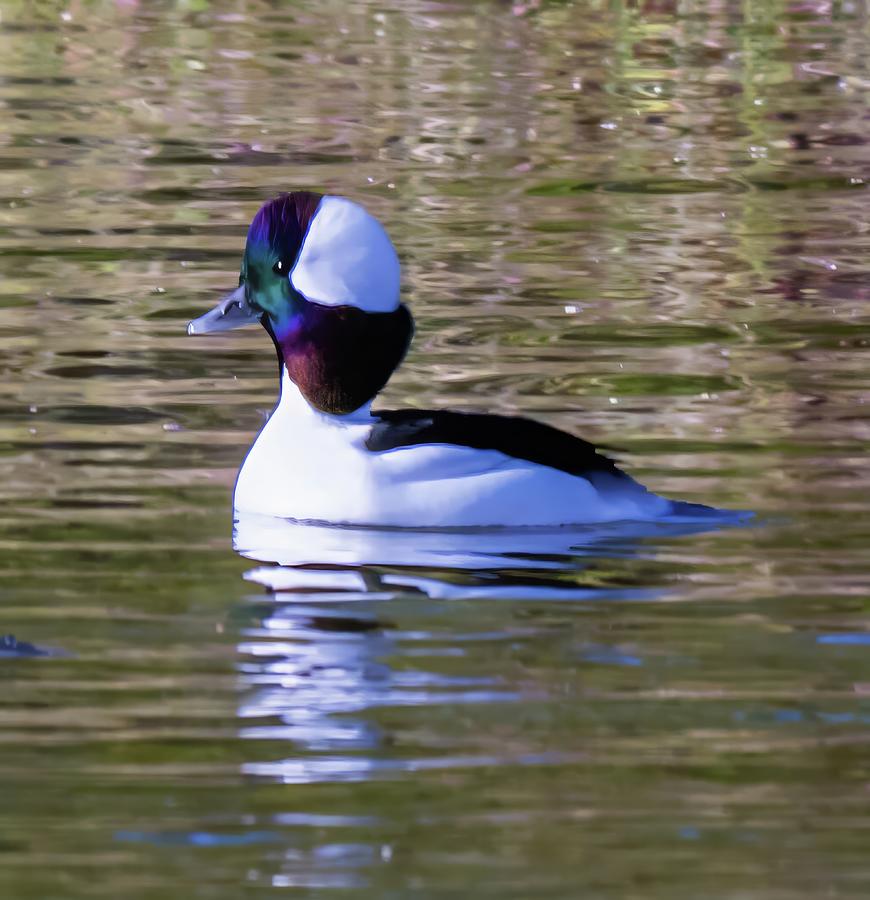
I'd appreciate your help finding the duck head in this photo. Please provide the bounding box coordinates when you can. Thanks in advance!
[188,192,414,415]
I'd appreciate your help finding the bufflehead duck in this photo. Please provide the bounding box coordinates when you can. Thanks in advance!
[188,191,726,528]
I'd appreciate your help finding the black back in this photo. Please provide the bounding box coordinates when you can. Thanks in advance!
[366,408,632,486]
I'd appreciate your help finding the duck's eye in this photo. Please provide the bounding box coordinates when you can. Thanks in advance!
[272,259,288,276]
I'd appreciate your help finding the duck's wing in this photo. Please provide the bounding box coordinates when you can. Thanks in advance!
[365,408,633,487]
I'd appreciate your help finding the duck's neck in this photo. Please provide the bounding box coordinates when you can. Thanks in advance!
[266,301,413,415]
[275,366,374,423]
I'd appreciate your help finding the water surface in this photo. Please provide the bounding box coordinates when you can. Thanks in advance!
[1,1,869,897]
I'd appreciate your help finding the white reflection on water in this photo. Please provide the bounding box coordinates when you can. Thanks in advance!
[242,751,582,785]
[237,599,520,754]
[234,510,741,573]
[233,512,747,786]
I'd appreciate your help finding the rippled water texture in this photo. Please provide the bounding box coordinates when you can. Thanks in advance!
[1,1,869,897]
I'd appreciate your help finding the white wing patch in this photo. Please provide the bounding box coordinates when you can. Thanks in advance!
[290,195,400,313]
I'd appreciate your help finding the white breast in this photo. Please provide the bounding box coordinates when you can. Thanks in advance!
[233,369,671,528]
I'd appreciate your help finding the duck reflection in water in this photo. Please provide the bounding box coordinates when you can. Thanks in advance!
[232,512,741,789]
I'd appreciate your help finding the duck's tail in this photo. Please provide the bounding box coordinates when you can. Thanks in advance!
[666,498,754,523]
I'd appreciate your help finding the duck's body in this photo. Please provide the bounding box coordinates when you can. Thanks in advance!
[234,369,676,527]
[189,191,735,529]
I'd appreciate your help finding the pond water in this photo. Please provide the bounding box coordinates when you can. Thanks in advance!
[1,0,869,897]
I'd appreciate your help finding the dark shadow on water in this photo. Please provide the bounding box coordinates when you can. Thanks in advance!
[0,634,69,658]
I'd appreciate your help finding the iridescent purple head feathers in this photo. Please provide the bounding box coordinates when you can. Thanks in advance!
[245,191,322,261]
[196,190,413,414]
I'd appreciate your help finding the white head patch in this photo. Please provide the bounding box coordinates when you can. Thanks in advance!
[290,196,400,314]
